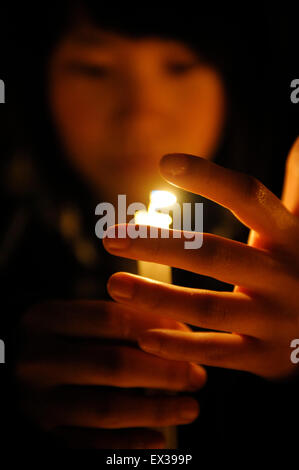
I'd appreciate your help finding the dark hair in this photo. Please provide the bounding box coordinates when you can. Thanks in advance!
[3,4,281,204]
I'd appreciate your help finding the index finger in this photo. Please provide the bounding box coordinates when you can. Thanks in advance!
[160,153,297,246]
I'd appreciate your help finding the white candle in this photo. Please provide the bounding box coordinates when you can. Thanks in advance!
[134,191,178,449]
[137,260,172,284]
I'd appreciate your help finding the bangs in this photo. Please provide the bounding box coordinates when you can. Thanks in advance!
[52,2,237,67]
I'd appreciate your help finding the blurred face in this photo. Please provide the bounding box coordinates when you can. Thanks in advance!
[47,23,226,204]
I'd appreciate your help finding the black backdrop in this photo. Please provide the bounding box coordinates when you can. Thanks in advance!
[0,5,298,460]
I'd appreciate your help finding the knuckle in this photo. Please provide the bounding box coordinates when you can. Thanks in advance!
[152,398,173,425]
[94,394,118,428]
[242,174,264,204]
[208,241,234,272]
[169,363,190,390]
[200,236,219,269]
[108,300,137,340]
[99,300,113,320]
[139,285,162,311]
[194,293,221,327]
[96,345,124,382]
[183,363,194,388]
[199,337,225,364]
[267,252,299,290]
[206,294,230,328]
[104,301,123,334]
[204,345,225,363]
[118,308,133,340]
[201,236,234,272]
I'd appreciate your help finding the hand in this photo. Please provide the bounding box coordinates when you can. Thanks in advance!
[103,137,299,381]
[14,299,206,449]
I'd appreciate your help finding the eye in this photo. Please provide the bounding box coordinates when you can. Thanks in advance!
[166,61,199,75]
[65,62,110,78]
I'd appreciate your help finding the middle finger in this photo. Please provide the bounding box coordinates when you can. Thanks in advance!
[107,272,272,337]
[103,224,284,292]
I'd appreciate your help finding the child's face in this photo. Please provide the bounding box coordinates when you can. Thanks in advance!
[47,23,226,203]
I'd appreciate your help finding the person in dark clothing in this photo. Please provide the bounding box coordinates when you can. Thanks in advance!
[1,3,298,453]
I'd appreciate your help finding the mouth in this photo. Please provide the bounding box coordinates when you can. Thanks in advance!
[104,154,157,172]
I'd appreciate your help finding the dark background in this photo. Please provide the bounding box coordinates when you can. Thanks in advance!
[0,6,298,457]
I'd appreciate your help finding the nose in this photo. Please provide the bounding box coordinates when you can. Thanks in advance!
[114,69,165,124]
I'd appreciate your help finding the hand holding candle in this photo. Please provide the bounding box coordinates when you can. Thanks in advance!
[104,144,299,385]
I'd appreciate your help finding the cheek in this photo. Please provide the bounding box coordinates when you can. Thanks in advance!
[173,67,226,157]
[48,76,110,156]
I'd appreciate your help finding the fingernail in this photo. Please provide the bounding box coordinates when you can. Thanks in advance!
[103,236,131,251]
[160,154,190,177]
[188,363,206,390]
[178,399,199,421]
[108,275,135,300]
[138,334,161,353]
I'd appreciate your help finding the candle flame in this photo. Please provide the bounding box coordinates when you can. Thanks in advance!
[149,190,177,210]
[134,190,177,228]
